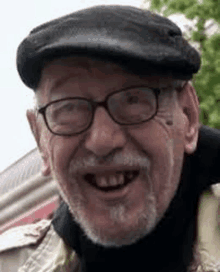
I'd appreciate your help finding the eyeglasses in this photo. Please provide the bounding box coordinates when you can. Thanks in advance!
[37,86,160,136]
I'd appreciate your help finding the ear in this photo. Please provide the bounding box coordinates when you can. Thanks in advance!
[26,109,51,176]
[177,82,200,154]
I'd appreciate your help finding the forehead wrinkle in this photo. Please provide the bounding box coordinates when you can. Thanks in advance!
[37,68,93,104]
[46,70,90,92]
[36,57,184,106]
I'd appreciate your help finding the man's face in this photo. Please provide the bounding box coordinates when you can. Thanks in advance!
[28,57,199,247]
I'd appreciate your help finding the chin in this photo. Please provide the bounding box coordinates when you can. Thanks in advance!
[67,193,158,248]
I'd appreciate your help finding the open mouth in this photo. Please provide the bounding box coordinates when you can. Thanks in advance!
[83,170,140,192]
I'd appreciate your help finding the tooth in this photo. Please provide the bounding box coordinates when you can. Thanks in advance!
[91,173,128,188]
[118,173,124,185]
[109,175,118,186]
[96,176,108,187]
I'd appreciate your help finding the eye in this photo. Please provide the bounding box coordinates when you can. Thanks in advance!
[60,101,76,112]
[52,101,76,118]
[126,95,139,104]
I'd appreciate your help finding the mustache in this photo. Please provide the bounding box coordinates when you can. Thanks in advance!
[69,152,150,173]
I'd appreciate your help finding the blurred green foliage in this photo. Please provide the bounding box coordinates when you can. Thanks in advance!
[148,0,220,128]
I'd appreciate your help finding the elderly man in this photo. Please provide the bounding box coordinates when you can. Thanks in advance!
[1,5,220,272]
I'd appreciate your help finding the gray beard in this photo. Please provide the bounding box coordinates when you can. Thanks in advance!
[60,187,158,247]
[53,153,160,247]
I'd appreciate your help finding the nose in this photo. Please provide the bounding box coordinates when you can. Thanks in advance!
[84,107,126,157]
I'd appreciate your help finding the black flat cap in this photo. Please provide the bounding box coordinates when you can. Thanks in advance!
[17,5,200,90]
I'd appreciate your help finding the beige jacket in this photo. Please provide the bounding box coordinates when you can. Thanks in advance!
[0,187,220,272]
[0,219,80,272]
[198,186,220,271]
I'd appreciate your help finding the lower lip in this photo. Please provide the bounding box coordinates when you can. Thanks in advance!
[86,177,137,200]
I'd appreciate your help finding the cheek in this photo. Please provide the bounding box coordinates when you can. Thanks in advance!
[44,134,81,177]
[129,121,175,174]
[127,120,184,215]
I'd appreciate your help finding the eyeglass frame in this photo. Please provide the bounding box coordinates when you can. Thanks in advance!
[37,85,161,136]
